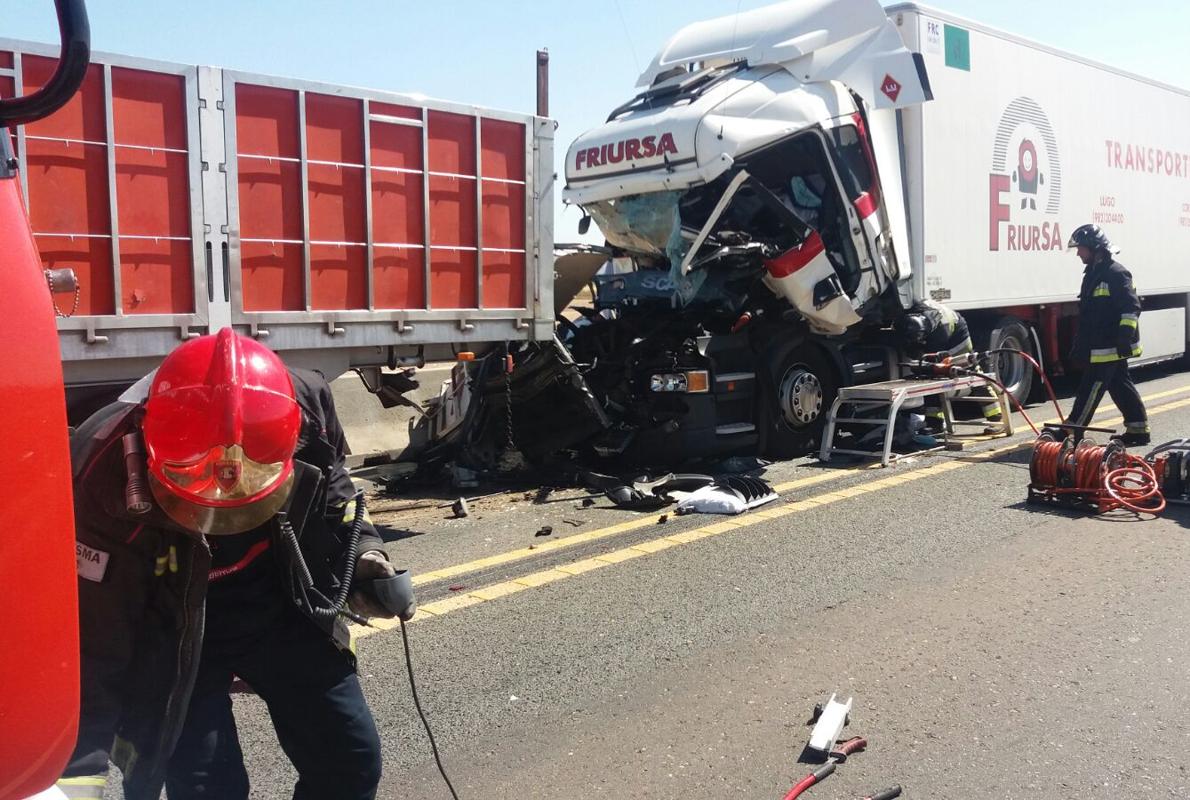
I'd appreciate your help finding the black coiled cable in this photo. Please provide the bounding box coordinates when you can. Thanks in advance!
[278,489,367,622]
[281,492,464,797]
[282,491,462,798]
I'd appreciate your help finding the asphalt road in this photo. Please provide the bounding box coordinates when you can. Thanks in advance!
[112,365,1190,798]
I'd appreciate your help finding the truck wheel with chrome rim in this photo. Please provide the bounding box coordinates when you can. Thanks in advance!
[761,344,839,460]
[980,317,1035,404]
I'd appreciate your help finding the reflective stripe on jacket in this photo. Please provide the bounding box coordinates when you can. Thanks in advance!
[922,301,973,357]
[1074,256,1142,363]
[56,774,107,799]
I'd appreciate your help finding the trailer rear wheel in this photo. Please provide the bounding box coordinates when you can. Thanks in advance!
[761,345,839,460]
[982,317,1035,404]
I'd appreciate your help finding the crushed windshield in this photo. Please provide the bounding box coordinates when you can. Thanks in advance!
[586,128,865,292]
[587,191,689,267]
[586,177,807,274]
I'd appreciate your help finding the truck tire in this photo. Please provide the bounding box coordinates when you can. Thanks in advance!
[981,317,1035,404]
[760,344,840,460]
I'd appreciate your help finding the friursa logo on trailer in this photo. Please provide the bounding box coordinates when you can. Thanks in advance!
[988,96,1063,251]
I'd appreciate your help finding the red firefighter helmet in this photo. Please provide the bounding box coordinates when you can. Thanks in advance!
[143,327,301,535]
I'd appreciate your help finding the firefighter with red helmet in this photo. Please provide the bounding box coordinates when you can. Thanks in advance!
[56,328,407,800]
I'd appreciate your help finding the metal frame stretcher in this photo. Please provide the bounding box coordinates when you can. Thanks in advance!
[819,375,1014,467]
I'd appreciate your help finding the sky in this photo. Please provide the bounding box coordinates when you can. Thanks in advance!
[7,0,1189,242]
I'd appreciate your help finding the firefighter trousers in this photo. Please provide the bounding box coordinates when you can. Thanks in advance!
[165,613,382,800]
[1067,360,1149,433]
[923,385,1002,430]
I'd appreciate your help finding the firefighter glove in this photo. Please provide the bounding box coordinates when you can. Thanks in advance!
[348,549,398,620]
[1117,328,1135,358]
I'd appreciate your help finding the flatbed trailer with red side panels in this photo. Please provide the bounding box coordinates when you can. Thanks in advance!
[1,38,554,402]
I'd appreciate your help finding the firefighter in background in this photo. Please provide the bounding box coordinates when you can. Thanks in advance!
[57,329,408,800]
[1066,224,1149,445]
[896,299,1003,431]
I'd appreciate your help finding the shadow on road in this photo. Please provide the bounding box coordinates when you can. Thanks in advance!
[375,524,427,543]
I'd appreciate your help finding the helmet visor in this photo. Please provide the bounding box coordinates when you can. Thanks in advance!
[150,469,294,536]
[157,443,290,504]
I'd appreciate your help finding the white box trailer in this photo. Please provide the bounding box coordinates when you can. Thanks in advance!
[890,3,1190,382]
[551,0,1190,463]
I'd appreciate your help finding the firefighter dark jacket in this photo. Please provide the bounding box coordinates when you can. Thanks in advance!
[1073,256,1143,364]
[62,369,384,800]
[921,301,973,357]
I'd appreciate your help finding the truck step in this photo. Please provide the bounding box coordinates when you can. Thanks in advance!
[716,423,756,435]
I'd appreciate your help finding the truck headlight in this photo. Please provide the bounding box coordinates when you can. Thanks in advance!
[649,370,710,393]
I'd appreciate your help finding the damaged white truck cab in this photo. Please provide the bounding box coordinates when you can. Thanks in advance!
[558,0,934,458]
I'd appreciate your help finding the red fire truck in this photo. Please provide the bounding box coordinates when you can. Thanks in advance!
[0,1,88,798]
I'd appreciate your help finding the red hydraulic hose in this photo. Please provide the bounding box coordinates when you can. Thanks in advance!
[985,347,1065,423]
[781,737,867,799]
[993,346,1166,514]
[782,763,835,800]
[959,368,1043,435]
[913,347,1056,436]
[1030,436,1165,514]
[1105,457,1166,514]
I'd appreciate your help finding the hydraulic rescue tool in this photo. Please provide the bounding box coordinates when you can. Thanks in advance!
[906,347,1168,516]
[780,698,901,799]
[901,351,980,379]
[904,348,1063,437]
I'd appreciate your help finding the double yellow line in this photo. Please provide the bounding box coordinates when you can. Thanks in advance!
[354,382,1190,638]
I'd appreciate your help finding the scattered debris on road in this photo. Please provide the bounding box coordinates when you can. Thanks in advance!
[807,694,853,756]
[675,475,778,515]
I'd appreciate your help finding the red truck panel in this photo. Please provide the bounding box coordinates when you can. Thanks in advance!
[0,165,79,799]
[481,118,527,309]
[236,85,303,312]
[23,56,113,315]
[370,102,426,309]
[427,110,478,309]
[232,82,528,313]
[12,53,196,317]
[306,94,367,311]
